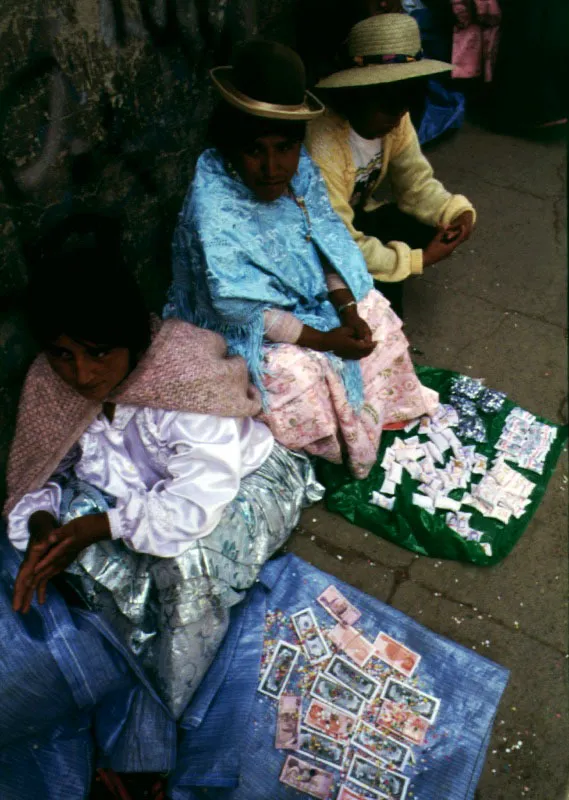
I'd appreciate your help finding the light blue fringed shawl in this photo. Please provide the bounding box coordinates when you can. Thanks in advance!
[165,146,373,409]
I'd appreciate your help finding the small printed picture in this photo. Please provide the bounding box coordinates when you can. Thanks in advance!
[304,699,356,740]
[325,655,380,702]
[381,677,440,723]
[311,674,366,717]
[298,727,347,769]
[328,624,359,650]
[348,753,410,800]
[258,640,300,699]
[275,695,302,749]
[279,755,335,800]
[374,633,421,679]
[374,699,430,746]
[292,608,317,636]
[317,585,362,627]
[337,784,377,800]
[344,633,375,668]
[352,720,411,770]
[291,607,331,665]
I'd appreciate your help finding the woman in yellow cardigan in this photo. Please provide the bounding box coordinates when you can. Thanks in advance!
[306,14,475,317]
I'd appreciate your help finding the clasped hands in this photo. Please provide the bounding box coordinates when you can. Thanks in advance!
[423,210,475,268]
[12,510,111,614]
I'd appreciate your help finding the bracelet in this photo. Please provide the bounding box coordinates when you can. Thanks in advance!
[338,300,357,314]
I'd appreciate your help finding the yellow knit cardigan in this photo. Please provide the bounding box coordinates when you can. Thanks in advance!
[306,110,476,282]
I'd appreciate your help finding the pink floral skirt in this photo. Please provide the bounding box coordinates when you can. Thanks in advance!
[259,290,438,479]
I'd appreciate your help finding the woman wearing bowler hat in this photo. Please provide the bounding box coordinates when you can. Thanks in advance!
[306,14,476,317]
[165,40,438,480]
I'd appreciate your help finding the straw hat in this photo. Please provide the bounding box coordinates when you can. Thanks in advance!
[211,40,324,120]
[316,14,452,89]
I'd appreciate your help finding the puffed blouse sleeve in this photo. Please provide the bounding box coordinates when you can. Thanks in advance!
[7,483,62,551]
[106,412,273,557]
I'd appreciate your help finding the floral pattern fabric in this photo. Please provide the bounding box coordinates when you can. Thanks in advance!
[260,290,438,479]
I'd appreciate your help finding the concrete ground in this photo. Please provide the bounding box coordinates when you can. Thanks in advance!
[289,123,568,800]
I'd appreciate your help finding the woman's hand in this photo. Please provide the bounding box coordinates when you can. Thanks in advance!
[340,306,373,346]
[322,326,377,360]
[13,512,111,613]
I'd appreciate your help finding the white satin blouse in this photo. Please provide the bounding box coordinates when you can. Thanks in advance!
[7,406,274,557]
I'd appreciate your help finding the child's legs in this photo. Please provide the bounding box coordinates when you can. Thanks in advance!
[353,203,437,318]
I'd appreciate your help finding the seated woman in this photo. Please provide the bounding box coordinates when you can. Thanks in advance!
[165,40,438,481]
[306,14,476,317]
[4,239,320,739]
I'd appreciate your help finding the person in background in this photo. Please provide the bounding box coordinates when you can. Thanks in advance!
[165,40,437,481]
[306,13,476,317]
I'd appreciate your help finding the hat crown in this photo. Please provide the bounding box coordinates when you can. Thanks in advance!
[348,14,421,58]
[231,40,306,106]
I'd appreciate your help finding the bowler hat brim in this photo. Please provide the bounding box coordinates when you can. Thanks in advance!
[316,59,452,89]
[211,66,325,120]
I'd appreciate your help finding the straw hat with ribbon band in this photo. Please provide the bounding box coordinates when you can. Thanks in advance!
[317,14,453,89]
[211,40,324,121]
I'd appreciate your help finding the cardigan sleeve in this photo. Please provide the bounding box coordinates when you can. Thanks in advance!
[388,114,476,229]
[306,115,424,283]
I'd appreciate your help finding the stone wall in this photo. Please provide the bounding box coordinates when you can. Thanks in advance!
[0,0,310,502]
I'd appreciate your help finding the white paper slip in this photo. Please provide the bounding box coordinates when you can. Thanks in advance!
[434,495,462,512]
[404,418,420,433]
[370,491,395,511]
[390,462,403,485]
[412,494,435,514]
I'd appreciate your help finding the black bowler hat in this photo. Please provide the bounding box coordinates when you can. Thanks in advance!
[210,40,324,120]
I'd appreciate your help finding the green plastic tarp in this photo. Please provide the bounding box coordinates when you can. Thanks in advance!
[317,366,567,566]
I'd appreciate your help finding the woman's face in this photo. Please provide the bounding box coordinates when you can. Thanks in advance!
[45,334,131,401]
[233,134,301,202]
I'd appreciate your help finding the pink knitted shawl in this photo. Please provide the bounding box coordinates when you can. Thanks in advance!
[4,319,261,514]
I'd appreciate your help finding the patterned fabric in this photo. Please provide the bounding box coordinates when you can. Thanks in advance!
[165,147,373,409]
[8,410,274,558]
[353,49,424,66]
[59,443,323,718]
[451,0,502,82]
[259,291,438,478]
[5,319,261,514]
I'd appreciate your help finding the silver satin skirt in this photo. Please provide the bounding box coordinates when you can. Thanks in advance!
[63,443,323,718]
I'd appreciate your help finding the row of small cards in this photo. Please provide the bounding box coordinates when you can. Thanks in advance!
[258,585,441,799]
[369,403,546,551]
[280,752,409,800]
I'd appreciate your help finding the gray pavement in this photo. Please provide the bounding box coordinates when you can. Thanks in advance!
[288,123,568,800]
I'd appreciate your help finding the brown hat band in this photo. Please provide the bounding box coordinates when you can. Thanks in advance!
[353,49,424,67]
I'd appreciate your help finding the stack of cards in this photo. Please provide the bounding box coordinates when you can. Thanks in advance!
[462,456,535,525]
[368,394,548,558]
[496,409,557,475]
[258,585,443,799]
